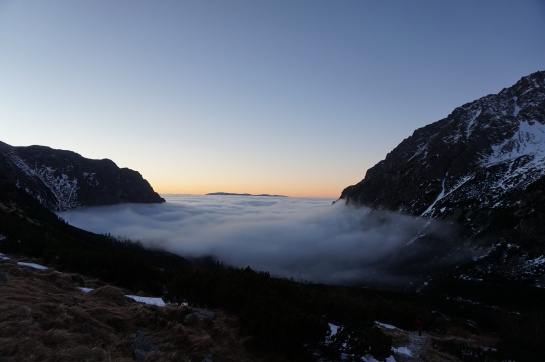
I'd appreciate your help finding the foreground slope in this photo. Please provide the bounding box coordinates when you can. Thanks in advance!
[341,71,545,284]
[0,141,164,211]
[0,257,258,362]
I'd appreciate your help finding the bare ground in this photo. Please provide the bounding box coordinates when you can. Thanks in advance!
[0,255,266,362]
[378,321,498,362]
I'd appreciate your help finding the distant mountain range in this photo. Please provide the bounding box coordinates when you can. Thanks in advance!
[340,70,545,286]
[0,141,164,211]
[206,192,288,197]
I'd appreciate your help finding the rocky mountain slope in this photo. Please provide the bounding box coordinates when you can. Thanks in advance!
[0,141,164,211]
[340,71,545,284]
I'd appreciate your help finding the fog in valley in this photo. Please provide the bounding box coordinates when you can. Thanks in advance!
[58,195,466,287]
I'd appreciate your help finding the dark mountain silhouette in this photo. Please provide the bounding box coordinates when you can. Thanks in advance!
[0,141,164,211]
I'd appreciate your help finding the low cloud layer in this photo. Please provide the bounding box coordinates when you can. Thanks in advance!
[58,195,465,287]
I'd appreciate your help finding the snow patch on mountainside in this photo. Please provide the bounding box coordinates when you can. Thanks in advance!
[421,171,448,217]
[485,120,545,166]
[482,120,545,207]
[82,171,99,186]
[5,151,37,178]
[465,108,482,138]
[36,166,80,209]
[4,151,81,209]
[424,118,545,217]
[424,173,476,217]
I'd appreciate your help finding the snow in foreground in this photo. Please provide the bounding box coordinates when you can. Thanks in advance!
[17,261,48,270]
[125,295,166,307]
[327,322,409,361]
[78,287,166,306]
[3,257,168,307]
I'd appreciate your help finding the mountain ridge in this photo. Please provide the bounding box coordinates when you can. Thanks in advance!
[0,141,164,211]
[340,70,545,285]
[341,71,545,221]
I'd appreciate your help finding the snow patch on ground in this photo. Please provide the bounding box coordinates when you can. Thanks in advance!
[17,261,48,270]
[375,321,400,330]
[328,322,340,336]
[77,287,166,306]
[392,346,413,356]
[126,295,166,307]
[328,322,396,361]
[363,355,396,362]
[0,252,10,261]
[375,321,431,361]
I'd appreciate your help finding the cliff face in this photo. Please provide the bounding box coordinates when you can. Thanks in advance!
[340,71,545,284]
[342,72,545,223]
[0,142,164,211]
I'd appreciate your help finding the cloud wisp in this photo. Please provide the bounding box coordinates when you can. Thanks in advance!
[58,195,463,287]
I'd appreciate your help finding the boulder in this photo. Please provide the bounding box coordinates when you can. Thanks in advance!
[182,311,217,326]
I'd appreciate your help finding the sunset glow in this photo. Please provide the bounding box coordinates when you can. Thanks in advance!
[1,1,543,197]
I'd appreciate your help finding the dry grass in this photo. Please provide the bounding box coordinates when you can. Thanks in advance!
[0,256,267,361]
[377,319,499,362]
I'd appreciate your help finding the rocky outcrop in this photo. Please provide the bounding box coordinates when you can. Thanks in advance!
[340,71,545,283]
[0,141,164,211]
[182,310,217,326]
[341,71,545,225]
[133,330,159,360]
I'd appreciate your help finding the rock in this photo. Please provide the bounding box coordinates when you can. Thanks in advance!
[133,330,159,360]
[201,354,214,362]
[0,271,9,283]
[182,311,217,326]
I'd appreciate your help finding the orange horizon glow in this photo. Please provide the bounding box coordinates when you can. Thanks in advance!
[153,186,340,199]
[148,176,346,199]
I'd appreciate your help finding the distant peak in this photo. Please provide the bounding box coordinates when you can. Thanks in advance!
[206,192,288,197]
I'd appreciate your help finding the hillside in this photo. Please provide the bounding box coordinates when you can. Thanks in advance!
[0,141,164,211]
[340,71,545,285]
[340,71,545,219]
[3,250,544,361]
[0,255,261,361]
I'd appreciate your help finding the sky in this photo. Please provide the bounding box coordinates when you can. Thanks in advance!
[1,1,544,198]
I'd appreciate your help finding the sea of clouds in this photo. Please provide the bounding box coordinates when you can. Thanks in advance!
[58,195,464,287]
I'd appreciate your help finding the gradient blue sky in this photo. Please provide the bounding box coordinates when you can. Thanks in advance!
[1,1,544,197]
